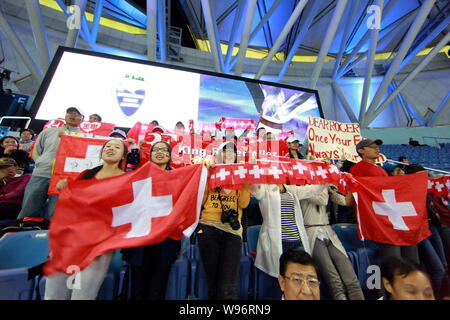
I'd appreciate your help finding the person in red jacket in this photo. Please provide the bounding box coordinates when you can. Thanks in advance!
[0,157,31,220]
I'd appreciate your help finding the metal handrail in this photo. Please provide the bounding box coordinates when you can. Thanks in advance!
[422,136,450,145]
[387,159,450,175]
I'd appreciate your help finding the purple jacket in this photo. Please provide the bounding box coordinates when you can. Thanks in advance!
[0,174,31,204]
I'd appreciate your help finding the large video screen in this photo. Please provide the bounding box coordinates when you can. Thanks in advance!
[32,48,323,140]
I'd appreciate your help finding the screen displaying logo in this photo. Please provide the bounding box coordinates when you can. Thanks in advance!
[116,74,145,117]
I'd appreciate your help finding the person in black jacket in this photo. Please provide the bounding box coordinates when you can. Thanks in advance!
[121,141,181,300]
[0,135,34,174]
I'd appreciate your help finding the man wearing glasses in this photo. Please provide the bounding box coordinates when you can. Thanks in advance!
[17,107,83,220]
[278,249,320,300]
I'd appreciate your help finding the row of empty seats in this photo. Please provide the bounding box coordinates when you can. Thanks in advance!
[380,143,450,171]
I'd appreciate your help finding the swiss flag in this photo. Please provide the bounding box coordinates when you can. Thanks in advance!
[349,171,431,246]
[43,162,207,275]
[428,176,450,197]
[48,135,120,195]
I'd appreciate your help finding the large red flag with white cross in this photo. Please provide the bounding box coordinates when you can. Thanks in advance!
[43,162,207,275]
[349,171,431,245]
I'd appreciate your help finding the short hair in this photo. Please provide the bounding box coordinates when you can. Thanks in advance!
[404,164,426,174]
[20,128,35,137]
[150,120,159,125]
[279,249,318,276]
[175,121,185,128]
[381,256,430,285]
[398,156,408,162]
[90,113,102,122]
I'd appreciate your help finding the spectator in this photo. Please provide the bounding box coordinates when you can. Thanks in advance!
[381,257,434,300]
[278,249,320,300]
[0,157,31,220]
[398,156,409,164]
[121,141,181,300]
[301,185,364,300]
[349,139,420,268]
[286,137,303,159]
[150,120,159,126]
[197,142,251,300]
[256,127,267,141]
[404,164,450,299]
[17,107,83,220]
[109,129,140,168]
[19,128,35,153]
[223,128,237,141]
[266,132,275,141]
[250,181,326,299]
[88,114,102,122]
[0,135,34,174]
[109,128,127,140]
[383,163,405,176]
[45,139,128,300]
[409,137,427,147]
[174,121,185,137]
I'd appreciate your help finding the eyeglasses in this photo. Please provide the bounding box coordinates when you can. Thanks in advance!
[151,147,170,153]
[283,275,320,289]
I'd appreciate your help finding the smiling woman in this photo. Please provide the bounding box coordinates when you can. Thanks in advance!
[44,139,128,300]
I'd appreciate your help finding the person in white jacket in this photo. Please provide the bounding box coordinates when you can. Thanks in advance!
[250,183,327,299]
[300,185,364,300]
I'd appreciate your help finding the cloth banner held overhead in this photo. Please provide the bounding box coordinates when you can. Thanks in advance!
[43,161,207,275]
[42,118,116,136]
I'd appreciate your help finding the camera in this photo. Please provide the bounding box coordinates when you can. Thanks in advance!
[221,209,240,230]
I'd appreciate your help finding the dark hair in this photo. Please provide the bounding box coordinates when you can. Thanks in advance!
[0,136,19,150]
[80,139,128,180]
[398,156,408,162]
[381,257,430,293]
[150,120,159,125]
[175,121,185,128]
[219,142,238,164]
[150,140,172,170]
[340,160,355,173]
[404,164,426,174]
[279,249,318,276]
[256,127,267,139]
[20,128,35,137]
[90,113,102,122]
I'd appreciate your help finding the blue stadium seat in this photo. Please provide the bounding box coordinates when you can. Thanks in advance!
[165,256,189,300]
[0,267,36,300]
[0,230,49,269]
[246,225,261,256]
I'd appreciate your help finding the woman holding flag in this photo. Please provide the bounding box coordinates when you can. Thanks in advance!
[121,140,182,300]
[44,138,128,300]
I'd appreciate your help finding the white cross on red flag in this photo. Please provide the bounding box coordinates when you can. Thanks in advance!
[349,171,431,245]
[428,176,450,197]
[43,161,207,275]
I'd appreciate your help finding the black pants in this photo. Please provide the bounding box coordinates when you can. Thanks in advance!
[129,238,181,300]
[378,243,420,265]
[197,224,242,300]
[0,202,22,220]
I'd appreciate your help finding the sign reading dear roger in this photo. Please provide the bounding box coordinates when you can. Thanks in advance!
[306,116,363,162]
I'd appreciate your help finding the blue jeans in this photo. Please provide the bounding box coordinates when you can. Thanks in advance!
[419,223,450,299]
[17,176,58,220]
